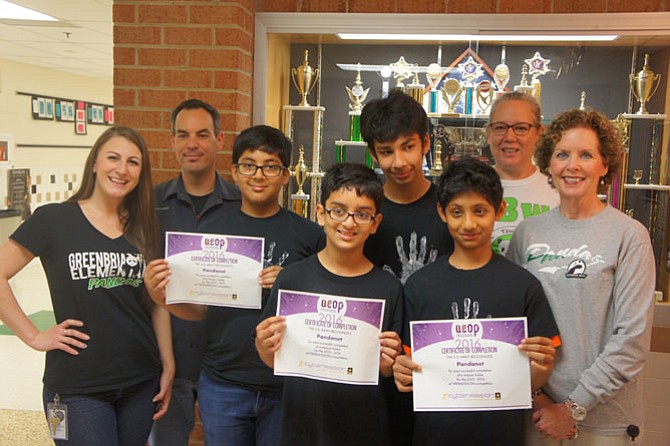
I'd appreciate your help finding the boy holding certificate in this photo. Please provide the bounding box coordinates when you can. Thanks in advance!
[392,157,560,446]
[147,125,325,445]
[255,163,403,446]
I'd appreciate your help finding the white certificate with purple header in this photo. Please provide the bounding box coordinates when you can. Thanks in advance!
[274,289,385,385]
[411,317,531,411]
[165,231,264,309]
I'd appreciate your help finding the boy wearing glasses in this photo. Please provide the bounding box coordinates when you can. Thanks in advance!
[256,163,403,445]
[147,124,324,445]
[486,92,558,255]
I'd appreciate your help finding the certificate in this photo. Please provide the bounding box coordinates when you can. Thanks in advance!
[165,231,264,309]
[411,317,531,411]
[274,289,385,385]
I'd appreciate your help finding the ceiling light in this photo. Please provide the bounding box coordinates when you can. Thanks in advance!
[336,33,618,42]
[0,0,57,21]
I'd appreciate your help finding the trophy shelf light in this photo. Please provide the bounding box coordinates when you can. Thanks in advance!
[336,33,619,42]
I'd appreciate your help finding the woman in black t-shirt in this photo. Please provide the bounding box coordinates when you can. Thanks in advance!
[0,126,174,446]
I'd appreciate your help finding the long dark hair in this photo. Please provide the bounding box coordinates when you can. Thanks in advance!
[69,126,160,260]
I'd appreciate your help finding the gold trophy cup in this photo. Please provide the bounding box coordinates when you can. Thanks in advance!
[291,146,310,218]
[630,54,661,114]
[291,50,320,107]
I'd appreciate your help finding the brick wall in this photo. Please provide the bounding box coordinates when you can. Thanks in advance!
[112,2,669,445]
[113,0,254,185]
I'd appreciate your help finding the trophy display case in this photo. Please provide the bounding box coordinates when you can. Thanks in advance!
[427,116,489,175]
[614,114,670,299]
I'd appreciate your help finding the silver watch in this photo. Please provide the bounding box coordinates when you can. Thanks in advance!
[564,399,587,421]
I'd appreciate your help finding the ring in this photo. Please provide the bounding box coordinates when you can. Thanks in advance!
[63,329,68,336]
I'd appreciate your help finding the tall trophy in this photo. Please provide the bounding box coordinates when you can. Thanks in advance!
[341,64,371,166]
[630,53,661,114]
[441,78,462,115]
[407,71,425,107]
[291,50,319,107]
[291,146,310,218]
[426,63,443,114]
[458,56,484,115]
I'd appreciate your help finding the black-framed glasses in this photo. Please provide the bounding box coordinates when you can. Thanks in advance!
[235,163,286,177]
[488,122,538,136]
[325,207,376,225]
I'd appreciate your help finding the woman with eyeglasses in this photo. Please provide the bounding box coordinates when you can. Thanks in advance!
[0,126,174,445]
[486,92,559,256]
[507,109,655,445]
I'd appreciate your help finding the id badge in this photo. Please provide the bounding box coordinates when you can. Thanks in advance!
[47,394,68,441]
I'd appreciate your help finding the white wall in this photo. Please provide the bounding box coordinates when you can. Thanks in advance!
[0,57,112,169]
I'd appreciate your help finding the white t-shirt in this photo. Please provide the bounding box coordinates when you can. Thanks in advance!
[491,168,559,255]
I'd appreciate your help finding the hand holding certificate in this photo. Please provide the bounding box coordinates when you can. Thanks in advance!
[165,231,264,309]
[274,290,385,385]
[411,317,531,411]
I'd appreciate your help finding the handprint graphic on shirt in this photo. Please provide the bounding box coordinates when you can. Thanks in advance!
[383,231,438,284]
[450,297,490,319]
[263,241,289,268]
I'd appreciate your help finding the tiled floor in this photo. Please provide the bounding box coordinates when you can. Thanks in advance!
[1,259,669,445]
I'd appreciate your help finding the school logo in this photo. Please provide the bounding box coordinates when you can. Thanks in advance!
[565,259,587,279]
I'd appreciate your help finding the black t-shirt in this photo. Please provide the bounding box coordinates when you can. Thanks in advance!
[261,255,403,446]
[364,184,453,284]
[11,202,161,393]
[403,254,559,446]
[202,207,325,389]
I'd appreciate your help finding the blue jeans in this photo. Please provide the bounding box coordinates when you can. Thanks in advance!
[198,371,282,446]
[148,377,199,446]
[43,377,159,446]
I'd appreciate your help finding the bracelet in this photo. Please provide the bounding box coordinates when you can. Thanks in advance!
[531,388,544,399]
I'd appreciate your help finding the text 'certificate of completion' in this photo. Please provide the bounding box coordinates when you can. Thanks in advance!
[165,231,264,309]
[411,317,531,411]
[274,290,385,386]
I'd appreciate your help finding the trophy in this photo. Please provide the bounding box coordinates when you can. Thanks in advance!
[426,63,443,114]
[458,56,484,115]
[493,46,510,99]
[407,71,425,107]
[441,78,462,115]
[514,65,534,95]
[630,53,661,114]
[525,52,551,107]
[390,56,414,91]
[345,63,369,113]
[429,124,448,175]
[291,50,319,107]
[291,145,310,218]
[341,64,370,165]
[475,80,494,115]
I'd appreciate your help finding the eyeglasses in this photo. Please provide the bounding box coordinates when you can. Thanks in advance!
[235,163,286,177]
[325,207,376,225]
[488,122,538,136]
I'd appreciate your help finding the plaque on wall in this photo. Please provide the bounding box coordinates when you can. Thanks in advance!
[8,168,31,219]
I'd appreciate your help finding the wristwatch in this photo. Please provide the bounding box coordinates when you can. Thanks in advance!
[564,399,587,421]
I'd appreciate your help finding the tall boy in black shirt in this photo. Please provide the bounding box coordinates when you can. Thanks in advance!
[146,125,324,446]
[392,157,560,446]
[256,163,403,446]
[361,90,453,284]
